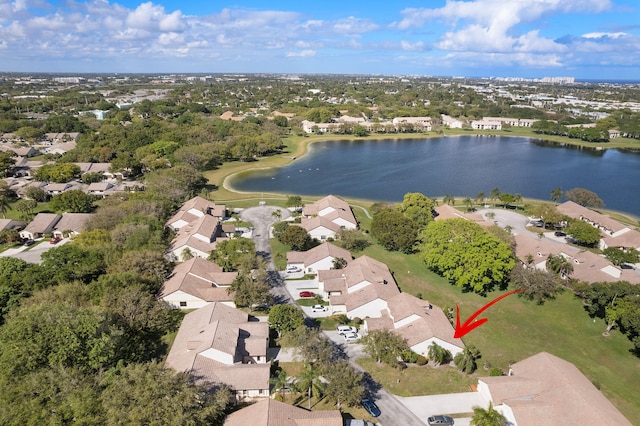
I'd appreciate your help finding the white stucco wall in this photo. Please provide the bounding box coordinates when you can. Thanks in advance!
[200,348,234,365]
[411,337,464,358]
[308,226,336,240]
[348,299,387,319]
[162,290,208,309]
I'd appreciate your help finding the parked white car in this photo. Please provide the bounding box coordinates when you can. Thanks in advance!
[337,325,358,335]
[286,265,302,273]
[344,332,361,342]
[311,304,328,312]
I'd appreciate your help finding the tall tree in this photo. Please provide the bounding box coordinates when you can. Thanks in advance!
[546,254,574,279]
[295,363,325,410]
[420,218,515,293]
[268,304,304,337]
[371,208,418,253]
[323,360,365,408]
[428,342,452,366]
[550,187,563,203]
[510,263,563,304]
[361,329,409,367]
[565,187,605,208]
[396,192,435,229]
[565,220,601,247]
[278,225,313,251]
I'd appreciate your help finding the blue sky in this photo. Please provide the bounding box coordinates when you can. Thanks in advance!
[1,0,639,79]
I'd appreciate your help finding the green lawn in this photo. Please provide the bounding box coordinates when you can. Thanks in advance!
[356,358,476,396]
[359,248,640,422]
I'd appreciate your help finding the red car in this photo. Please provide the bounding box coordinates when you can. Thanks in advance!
[299,291,315,298]
[50,237,61,244]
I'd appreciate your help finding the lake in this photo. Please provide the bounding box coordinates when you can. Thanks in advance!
[230,136,640,217]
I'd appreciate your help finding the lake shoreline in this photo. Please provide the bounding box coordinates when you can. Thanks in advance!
[217,133,640,223]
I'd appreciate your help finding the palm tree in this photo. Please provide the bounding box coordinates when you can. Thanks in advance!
[454,345,481,374]
[271,209,282,221]
[443,194,455,206]
[550,187,563,204]
[475,191,485,207]
[514,193,522,209]
[471,402,506,426]
[269,368,289,401]
[295,363,325,409]
[490,187,501,207]
[463,196,473,211]
[428,342,452,366]
[546,254,574,279]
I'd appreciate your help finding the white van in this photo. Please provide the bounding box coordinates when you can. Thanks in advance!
[337,325,358,335]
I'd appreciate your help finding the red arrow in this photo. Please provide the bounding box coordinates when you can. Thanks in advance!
[454,289,522,338]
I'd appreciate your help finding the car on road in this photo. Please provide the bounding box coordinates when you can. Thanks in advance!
[23,239,34,246]
[311,304,327,312]
[554,231,566,237]
[50,236,61,244]
[343,332,361,342]
[427,415,455,425]
[337,325,358,335]
[299,291,315,298]
[361,398,381,418]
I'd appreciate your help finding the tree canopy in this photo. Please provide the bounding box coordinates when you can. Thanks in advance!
[420,218,515,293]
[565,187,605,208]
[371,208,418,253]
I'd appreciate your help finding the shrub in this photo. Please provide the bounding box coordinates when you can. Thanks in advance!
[401,350,419,363]
[352,317,362,325]
[416,355,428,366]
[489,367,503,376]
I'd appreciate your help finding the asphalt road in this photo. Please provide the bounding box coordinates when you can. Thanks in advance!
[0,238,69,263]
[241,205,426,425]
[239,205,292,304]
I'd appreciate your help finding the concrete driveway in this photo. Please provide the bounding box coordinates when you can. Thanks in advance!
[1,237,69,264]
[397,392,488,426]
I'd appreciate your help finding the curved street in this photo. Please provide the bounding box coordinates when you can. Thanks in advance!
[239,204,426,425]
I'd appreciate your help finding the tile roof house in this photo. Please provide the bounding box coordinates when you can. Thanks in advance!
[300,195,357,240]
[19,213,62,240]
[434,204,487,225]
[286,242,352,275]
[514,234,640,284]
[158,257,238,309]
[166,196,227,231]
[0,218,26,232]
[52,213,94,238]
[166,214,227,261]
[318,255,400,319]
[224,398,343,426]
[556,201,640,251]
[477,352,632,426]
[165,302,270,400]
[364,293,464,358]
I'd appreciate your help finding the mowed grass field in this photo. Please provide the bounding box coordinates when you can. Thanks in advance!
[357,244,640,423]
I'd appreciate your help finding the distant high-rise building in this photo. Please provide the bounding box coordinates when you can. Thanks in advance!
[541,76,575,84]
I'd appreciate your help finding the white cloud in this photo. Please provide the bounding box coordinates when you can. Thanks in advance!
[286,49,316,57]
[126,2,185,32]
[400,40,425,51]
[332,16,378,35]
[394,0,611,55]
[582,32,628,39]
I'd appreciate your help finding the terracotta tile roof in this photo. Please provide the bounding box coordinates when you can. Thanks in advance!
[302,195,357,226]
[224,398,343,426]
[603,228,640,250]
[287,242,352,266]
[321,255,399,312]
[158,257,237,301]
[434,204,487,224]
[165,303,269,391]
[53,213,94,234]
[382,293,463,349]
[556,201,627,234]
[480,352,632,426]
[299,216,343,234]
[22,213,61,234]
